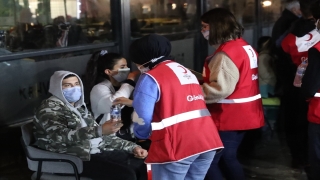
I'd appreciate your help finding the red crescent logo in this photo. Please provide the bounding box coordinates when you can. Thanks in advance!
[177,65,187,73]
[306,33,313,41]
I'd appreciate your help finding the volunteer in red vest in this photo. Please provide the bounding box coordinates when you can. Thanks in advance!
[280,0,318,169]
[200,8,264,180]
[129,34,223,180]
[301,1,320,179]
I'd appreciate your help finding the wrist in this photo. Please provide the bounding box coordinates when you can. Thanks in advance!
[132,145,141,152]
[123,79,136,87]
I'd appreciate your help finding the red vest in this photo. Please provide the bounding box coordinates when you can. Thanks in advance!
[145,61,223,164]
[281,29,320,66]
[203,38,264,131]
[307,42,320,124]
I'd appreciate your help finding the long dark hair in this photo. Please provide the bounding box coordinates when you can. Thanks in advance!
[201,8,244,45]
[84,51,123,101]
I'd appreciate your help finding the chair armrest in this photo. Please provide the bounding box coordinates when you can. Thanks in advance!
[26,145,84,173]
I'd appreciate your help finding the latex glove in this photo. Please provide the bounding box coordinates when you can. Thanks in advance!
[132,111,145,125]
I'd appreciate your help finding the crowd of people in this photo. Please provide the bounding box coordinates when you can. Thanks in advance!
[30,0,320,180]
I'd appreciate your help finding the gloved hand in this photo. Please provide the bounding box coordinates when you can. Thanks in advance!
[131,111,145,125]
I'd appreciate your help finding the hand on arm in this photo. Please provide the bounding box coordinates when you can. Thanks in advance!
[113,97,133,107]
[93,82,134,115]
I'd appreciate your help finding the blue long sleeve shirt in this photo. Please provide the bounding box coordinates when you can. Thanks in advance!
[132,73,159,139]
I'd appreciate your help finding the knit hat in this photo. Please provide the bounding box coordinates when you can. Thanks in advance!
[129,34,171,66]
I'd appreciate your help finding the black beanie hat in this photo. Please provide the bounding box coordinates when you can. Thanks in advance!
[129,34,171,65]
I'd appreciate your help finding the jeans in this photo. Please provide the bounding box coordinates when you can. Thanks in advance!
[308,122,320,180]
[151,150,216,180]
[205,131,245,180]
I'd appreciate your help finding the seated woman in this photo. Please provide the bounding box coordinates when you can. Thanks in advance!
[85,50,140,140]
[257,36,277,98]
[33,70,148,180]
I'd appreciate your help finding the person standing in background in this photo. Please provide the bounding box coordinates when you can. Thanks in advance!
[280,0,318,169]
[200,8,264,180]
[271,1,301,137]
[272,0,301,48]
[301,1,320,179]
[271,0,301,97]
[257,36,277,98]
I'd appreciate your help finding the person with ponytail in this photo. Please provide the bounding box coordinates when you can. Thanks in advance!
[85,50,140,131]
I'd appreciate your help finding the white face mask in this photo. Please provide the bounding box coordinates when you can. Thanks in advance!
[202,30,209,40]
[112,68,130,82]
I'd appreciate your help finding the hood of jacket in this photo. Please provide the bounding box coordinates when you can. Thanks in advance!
[49,70,85,108]
[290,18,316,37]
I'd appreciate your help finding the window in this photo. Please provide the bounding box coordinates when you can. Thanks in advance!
[130,0,197,41]
[0,0,112,53]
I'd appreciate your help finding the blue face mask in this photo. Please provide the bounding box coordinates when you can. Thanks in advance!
[62,86,82,103]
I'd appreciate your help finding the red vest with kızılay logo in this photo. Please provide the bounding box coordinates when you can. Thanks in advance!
[203,38,264,131]
[306,42,320,124]
[145,60,223,164]
[281,29,320,66]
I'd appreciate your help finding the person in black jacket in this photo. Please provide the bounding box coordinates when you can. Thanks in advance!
[272,1,301,46]
[280,0,317,169]
[301,1,320,179]
[272,1,301,97]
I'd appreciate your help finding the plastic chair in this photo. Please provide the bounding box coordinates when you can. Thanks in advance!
[20,122,92,180]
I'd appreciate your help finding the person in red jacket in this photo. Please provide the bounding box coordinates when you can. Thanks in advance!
[301,1,320,179]
[129,34,223,180]
[201,8,265,180]
[280,0,318,169]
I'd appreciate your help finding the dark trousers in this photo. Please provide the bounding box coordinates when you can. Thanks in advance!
[81,150,147,180]
[205,131,246,180]
[280,87,309,167]
[308,122,320,180]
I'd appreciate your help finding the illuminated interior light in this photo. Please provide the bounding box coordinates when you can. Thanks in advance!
[172,3,177,10]
[262,0,272,7]
[184,3,188,8]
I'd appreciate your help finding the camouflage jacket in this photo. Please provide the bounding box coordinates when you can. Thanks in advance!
[33,96,139,161]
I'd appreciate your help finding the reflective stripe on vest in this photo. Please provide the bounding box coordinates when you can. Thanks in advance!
[217,94,261,104]
[315,93,320,97]
[151,109,210,131]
